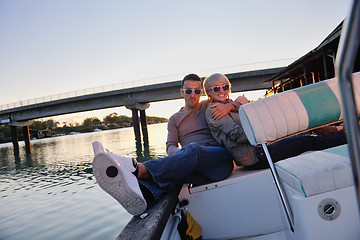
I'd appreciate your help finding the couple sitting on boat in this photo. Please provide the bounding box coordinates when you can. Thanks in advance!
[92,73,346,216]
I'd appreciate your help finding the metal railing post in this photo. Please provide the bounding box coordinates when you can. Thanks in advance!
[261,143,294,232]
[336,0,360,213]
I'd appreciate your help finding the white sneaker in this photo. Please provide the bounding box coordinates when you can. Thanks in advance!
[106,151,138,173]
[92,141,106,155]
[92,151,147,216]
[92,141,138,173]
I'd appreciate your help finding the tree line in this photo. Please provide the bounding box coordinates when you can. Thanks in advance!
[0,112,168,143]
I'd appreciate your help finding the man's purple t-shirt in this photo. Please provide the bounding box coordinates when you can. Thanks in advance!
[166,100,221,153]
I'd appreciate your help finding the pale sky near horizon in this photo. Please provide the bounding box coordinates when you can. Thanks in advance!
[0,0,353,124]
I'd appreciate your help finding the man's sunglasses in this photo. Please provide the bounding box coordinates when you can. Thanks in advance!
[182,89,203,95]
[208,84,230,93]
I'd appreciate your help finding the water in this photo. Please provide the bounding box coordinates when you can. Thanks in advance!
[0,123,168,240]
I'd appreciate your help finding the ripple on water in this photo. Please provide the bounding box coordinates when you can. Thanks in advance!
[0,125,168,239]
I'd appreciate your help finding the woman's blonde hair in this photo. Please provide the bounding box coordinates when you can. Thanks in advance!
[203,73,231,96]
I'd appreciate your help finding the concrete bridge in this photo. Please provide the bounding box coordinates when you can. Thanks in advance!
[0,67,283,155]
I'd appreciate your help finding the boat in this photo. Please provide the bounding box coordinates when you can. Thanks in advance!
[68,131,80,135]
[119,1,360,239]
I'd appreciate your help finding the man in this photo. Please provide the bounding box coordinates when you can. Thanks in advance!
[92,73,236,216]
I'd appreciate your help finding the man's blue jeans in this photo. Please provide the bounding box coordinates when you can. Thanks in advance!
[139,142,233,202]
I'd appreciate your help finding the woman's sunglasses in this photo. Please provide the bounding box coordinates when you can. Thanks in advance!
[182,89,203,95]
[208,84,230,93]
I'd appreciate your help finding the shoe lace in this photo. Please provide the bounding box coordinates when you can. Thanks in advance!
[105,149,134,171]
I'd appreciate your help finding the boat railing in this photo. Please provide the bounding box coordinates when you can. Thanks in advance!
[261,143,295,232]
[117,186,181,240]
[336,0,360,212]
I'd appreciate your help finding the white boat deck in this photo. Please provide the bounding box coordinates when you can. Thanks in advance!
[177,143,360,240]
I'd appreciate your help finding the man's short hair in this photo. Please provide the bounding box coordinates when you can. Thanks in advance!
[181,73,201,88]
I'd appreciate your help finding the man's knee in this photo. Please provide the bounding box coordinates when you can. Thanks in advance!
[182,142,200,153]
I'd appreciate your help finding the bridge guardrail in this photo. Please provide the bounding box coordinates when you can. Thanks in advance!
[0,58,296,111]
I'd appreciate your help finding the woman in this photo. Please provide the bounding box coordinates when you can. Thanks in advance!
[203,73,347,169]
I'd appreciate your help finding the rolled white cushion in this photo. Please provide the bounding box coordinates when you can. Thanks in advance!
[239,71,360,145]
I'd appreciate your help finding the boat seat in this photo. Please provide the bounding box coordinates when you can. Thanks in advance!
[239,71,360,146]
[238,72,360,198]
[275,144,353,197]
[187,166,265,193]
[188,144,354,197]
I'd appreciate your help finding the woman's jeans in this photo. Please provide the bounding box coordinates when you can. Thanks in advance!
[247,133,347,170]
[139,142,233,202]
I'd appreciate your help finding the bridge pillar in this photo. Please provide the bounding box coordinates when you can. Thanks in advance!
[131,109,142,151]
[11,126,19,156]
[22,125,31,154]
[139,110,149,148]
[125,102,150,151]
[9,120,33,155]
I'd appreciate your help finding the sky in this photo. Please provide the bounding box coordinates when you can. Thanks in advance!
[0,0,354,124]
